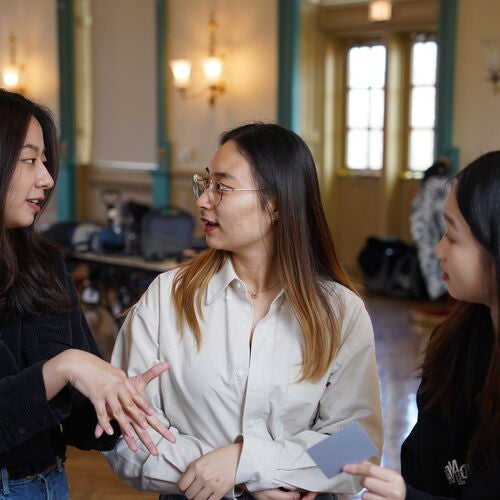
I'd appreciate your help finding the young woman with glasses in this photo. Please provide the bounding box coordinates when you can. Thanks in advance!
[0,89,174,499]
[105,123,383,500]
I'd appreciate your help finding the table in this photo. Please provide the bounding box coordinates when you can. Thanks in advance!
[70,251,179,273]
[67,252,181,359]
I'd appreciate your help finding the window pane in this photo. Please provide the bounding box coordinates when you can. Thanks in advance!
[348,45,386,89]
[412,41,437,86]
[409,130,434,171]
[346,44,386,171]
[347,130,368,169]
[369,130,384,169]
[369,45,387,88]
[369,88,385,128]
[411,87,436,128]
[348,89,370,127]
[408,39,437,172]
[349,47,371,88]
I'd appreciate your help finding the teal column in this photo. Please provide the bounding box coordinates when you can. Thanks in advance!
[56,0,76,220]
[436,0,459,172]
[278,0,300,131]
[152,0,171,208]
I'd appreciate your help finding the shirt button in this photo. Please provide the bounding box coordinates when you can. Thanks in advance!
[236,369,244,378]
[18,427,27,435]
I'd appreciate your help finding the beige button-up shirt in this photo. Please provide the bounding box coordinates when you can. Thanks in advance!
[104,259,383,497]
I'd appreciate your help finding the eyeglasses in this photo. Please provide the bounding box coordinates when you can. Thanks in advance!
[192,171,261,207]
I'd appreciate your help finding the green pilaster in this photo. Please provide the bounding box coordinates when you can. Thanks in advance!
[278,0,300,131]
[152,0,171,208]
[436,0,459,172]
[56,0,76,220]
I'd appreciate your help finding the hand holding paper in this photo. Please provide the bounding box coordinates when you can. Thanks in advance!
[306,421,378,478]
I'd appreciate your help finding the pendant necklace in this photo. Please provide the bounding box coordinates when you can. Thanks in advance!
[248,281,281,299]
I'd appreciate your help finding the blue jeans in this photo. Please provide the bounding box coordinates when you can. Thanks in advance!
[0,458,69,500]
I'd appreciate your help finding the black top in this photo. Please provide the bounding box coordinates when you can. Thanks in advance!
[0,255,118,478]
[401,331,499,499]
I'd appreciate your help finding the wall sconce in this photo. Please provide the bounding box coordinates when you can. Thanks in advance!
[2,34,24,93]
[368,0,392,22]
[482,39,500,93]
[169,11,226,107]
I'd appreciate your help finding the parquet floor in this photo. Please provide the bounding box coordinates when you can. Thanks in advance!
[65,293,449,499]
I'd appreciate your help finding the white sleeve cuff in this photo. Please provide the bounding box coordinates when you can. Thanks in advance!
[235,433,280,491]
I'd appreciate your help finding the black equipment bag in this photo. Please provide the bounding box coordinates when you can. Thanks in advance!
[140,205,195,260]
[358,236,428,299]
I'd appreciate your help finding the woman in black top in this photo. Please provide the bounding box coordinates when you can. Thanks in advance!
[343,152,499,499]
[0,89,174,498]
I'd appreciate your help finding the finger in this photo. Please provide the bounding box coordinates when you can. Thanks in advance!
[363,476,405,499]
[106,395,137,438]
[132,422,159,456]
[116,388,151,428]
[184,481,204,500]
[301,492,318,500]
[123,382,156,417]
[139,362,169,385]
[362,492,385,500]
[93,400,114,436]
[343,461,384,478]
[94,423,104,439]
[193,486,215,500]
[122,431,139,453]
[145,414,176,443]
[178,468,196,492]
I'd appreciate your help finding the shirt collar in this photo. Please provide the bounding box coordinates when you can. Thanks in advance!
[206,257,240,304]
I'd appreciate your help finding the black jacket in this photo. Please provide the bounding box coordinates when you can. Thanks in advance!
[0,256,117,474]
[401,380,499,499]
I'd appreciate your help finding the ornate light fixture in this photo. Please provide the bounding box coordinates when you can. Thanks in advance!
[2,34,24,92]
[368,0,392,22]
[170,11,226,107]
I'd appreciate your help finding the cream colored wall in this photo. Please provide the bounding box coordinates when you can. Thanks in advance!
[168,0,278,173]
[0,0,58,224]
[0,0,59,115]
[79,0,278,224]
[454,0,500,167]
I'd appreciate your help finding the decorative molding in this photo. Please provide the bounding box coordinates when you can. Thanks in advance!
[89,160,158,171]
[319,0,439,37]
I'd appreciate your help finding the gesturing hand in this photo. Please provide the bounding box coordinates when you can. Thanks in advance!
[94,360,176,455]
[43,350,175,456]
[343,461,406,500]
[178,443,242,500]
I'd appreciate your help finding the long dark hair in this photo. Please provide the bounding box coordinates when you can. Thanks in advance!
[0,88,71,319]
[421,151,500,467]
[173,122,357,381]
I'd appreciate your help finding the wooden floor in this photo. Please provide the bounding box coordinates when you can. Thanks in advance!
[65,293,448,499]
[66,448,155,500]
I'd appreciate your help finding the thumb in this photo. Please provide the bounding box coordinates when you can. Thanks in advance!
[133,361,169,390]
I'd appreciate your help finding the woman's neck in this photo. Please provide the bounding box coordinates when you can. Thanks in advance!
[230,252,279,293]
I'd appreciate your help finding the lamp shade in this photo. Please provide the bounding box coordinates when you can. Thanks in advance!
[2,65,20,87]
[170,59,192,89]
[203,56,223,84]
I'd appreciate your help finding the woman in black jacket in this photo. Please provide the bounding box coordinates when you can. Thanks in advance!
[343,152,499,499]
[0,88,174,499]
